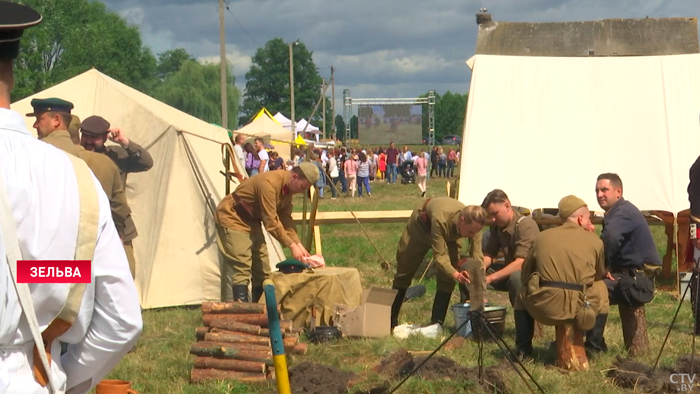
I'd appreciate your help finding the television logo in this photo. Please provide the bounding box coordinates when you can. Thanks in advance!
[17,260,91,283]
[670,373,697,392]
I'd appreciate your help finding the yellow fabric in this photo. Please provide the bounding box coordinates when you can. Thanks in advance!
[237,111,293,161]
[269,267,363,328]
[295,134,306,146]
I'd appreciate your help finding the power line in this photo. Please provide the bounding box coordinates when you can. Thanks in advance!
[225,1,261,47]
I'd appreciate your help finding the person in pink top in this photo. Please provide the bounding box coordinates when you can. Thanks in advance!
[415,148,428,197]
[344,155,358,197]
[378,149,387,181]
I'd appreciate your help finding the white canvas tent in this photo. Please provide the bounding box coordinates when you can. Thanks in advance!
[11,69,285,309]
[458,54,700,215]
[236,110,294,161]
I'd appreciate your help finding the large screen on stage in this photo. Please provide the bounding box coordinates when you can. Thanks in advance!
[357,104,422,145]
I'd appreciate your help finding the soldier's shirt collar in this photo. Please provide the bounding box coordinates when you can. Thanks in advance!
[501,210,523,235]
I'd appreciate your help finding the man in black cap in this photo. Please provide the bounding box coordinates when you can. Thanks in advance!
[81,115,148,278]
[0,2,142,393]
[26,97,80,156]
[80,115,153,186]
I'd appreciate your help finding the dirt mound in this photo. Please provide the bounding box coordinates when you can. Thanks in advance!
[674,355,700,375]
[606,356,700,393]
[373,349,508,393]
[288,362,354,394]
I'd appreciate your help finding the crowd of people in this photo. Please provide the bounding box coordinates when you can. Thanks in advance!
[231,135,462,199]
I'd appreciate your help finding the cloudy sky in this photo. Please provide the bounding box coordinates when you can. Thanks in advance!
[102,0,700,113]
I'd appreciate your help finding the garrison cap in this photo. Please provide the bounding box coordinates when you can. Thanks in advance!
[557,195,587,218]
[0,2,42,60]
[26,98,74,116]
[297,162,320,184]
[80,115,111,136]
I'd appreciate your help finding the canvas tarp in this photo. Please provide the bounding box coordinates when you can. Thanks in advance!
[235,110,294,161]
[11,68,285,309]
[458,54,700,215]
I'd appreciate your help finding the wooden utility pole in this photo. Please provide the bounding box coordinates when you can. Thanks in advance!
[289,43,296,139]
[218,0,228,129]
[322,79,326,140]
[331,66,335,139]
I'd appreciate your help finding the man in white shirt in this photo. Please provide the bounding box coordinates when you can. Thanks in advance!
[0,3,142,393]
[232,134,246,174]
[254,137,269,173]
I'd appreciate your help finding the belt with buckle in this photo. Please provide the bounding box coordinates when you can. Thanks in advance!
[540,279,584,292]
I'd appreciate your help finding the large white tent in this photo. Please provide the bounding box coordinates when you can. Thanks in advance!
[458,54,700,215]
[11,69,285,309]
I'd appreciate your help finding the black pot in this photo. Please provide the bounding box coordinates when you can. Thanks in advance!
[307,326,342,344]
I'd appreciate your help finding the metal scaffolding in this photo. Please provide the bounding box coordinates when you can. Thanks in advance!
[343,90,436,148]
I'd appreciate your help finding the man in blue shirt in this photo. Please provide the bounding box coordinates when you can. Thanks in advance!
[585,173,661,353]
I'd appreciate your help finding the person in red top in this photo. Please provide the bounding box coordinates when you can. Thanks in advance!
[378,149,387,181]
[385,142,400,184]
[447,148,457,178]
[415,149,428,197]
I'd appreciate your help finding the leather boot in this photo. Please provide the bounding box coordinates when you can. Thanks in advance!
[251,286,264,303]
[584,313,608,354]
[430,291,452,325]
[391,288,407,330]
[513,310,534,359]
[232,285,250,302]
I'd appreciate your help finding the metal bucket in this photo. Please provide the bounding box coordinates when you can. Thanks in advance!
[451,303,507,340]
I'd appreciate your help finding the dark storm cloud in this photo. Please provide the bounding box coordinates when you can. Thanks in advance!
[101,0,700,105]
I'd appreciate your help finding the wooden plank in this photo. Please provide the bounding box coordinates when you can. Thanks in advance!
[314,225,322,255]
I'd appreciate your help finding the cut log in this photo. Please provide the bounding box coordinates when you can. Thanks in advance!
[619,304,649,356]
[292,342,308,355]
[259,328,269,337]
[190,342,272,364]
[195,327,211,340]
[203,314,269,327]
[202,302,266,314]
[190,368,267,384]
[202,317,261,335]
[204,332,269,346]
[193,357,265,374]
[533,321,545,338]
[196,341,272,354]
[555,324,588,371]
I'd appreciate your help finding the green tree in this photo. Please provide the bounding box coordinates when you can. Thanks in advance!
[350,115,358,139]
[153,60,240,129]
[240,38,325,127]
[12,0,158,100]
[334,115,345,140]
[156,48,193,80]
[435,91,468,139]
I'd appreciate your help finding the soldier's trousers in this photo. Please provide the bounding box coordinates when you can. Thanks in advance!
[393,211,459,293]
[123,240,136,279]
[219,225,271,288]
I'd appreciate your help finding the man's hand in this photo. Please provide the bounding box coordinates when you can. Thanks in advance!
[585,222,596,232]
[452,271,470,284]
[108,127,130,147]
[605,271,615,281]
[290,243,311,261]
[485,275,494,285]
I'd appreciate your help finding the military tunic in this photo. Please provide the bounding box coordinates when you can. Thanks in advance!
[216,170,300,287]
[520,222,610,328]
[40,130,80,157]
[483,210,539,306]
[393,197,479,293]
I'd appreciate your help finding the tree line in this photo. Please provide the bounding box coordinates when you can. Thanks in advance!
[12,0,468,140]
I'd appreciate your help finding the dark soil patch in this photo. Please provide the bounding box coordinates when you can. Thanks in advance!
[373,349,509,394]
[288,362,354,394]
[607,355,700,393]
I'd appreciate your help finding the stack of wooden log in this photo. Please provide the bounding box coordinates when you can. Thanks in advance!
[190,302,307,384]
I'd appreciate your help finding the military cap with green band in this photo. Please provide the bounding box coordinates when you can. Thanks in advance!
[26,98,74,116]
[0,1,42,60]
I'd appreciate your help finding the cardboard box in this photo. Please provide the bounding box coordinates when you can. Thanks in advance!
[334,287,398,338]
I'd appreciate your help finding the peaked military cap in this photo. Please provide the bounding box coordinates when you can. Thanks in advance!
[80,115,111,136]
[276,259,307,274]
[26,98,74,116]
[0,2,42,60]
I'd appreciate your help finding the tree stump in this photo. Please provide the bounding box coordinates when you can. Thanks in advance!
[619,304,649,356]
[555,324,588,371]
[533,321,545,338]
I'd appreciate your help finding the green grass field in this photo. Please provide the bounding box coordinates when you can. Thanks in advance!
[105,176,695,394]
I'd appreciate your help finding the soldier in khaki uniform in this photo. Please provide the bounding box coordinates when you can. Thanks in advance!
[216,163,319,302]
[517,195,609,358]
[390,197,488,329]
[26,101,132,243]
[80,115,153,278]
[27,98,80,156]
[481,189,540,307]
